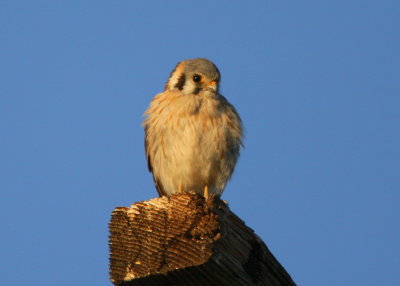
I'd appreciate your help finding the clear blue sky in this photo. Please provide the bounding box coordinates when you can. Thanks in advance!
[1,1,399,285]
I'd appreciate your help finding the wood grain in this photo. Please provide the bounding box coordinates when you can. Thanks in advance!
[109,192,296,286]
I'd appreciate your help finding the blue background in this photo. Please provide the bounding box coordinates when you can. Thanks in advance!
[1,1,399,285]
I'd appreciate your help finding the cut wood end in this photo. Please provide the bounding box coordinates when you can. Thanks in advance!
[109,192,226,284]
[109,192,297,286]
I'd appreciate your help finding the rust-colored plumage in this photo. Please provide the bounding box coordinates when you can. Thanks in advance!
[143,58,243,197]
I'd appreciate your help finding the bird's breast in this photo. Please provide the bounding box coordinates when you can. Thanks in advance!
[144,92,241,195]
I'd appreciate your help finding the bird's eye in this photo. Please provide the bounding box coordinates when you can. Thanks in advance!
[192,75,202,82]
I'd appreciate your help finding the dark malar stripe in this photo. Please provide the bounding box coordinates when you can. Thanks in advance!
[174,74,186,90]
[193,87,202,95]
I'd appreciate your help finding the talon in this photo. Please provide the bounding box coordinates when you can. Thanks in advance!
[204,185,209,200]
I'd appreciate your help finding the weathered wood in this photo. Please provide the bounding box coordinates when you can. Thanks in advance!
[109,192,296,286]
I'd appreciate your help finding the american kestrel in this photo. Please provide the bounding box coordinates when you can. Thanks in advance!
[143,58,243,198]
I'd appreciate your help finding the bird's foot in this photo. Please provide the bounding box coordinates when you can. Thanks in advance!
[204,185,209,200]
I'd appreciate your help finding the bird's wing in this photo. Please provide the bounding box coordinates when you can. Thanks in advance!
[144,126,166,197]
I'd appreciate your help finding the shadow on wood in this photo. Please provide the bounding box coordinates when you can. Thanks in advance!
[109,192,296,286]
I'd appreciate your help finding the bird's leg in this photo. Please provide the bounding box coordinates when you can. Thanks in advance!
[204,185,209,200]
[178,183,183,194]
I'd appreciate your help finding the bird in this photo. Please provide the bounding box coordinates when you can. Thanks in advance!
[143,58,243,199]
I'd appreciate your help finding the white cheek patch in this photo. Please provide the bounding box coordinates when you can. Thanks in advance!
[168,73,180,89]
[165,62,185,90]
[182,80,197,95]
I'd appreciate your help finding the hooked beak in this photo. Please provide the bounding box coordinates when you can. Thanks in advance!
[205,80,218,92]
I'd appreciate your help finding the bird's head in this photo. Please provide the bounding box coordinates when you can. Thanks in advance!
[165,58,221,95]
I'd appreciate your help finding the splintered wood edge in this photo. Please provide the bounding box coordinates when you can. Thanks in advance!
[109,192,223,284]
[109,192,297,286]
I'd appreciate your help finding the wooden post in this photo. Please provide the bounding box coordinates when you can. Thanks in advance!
[109,192,296,286]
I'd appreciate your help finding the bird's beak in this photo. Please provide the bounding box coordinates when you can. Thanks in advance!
[206,80,218,92]
[207,80,217,87]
